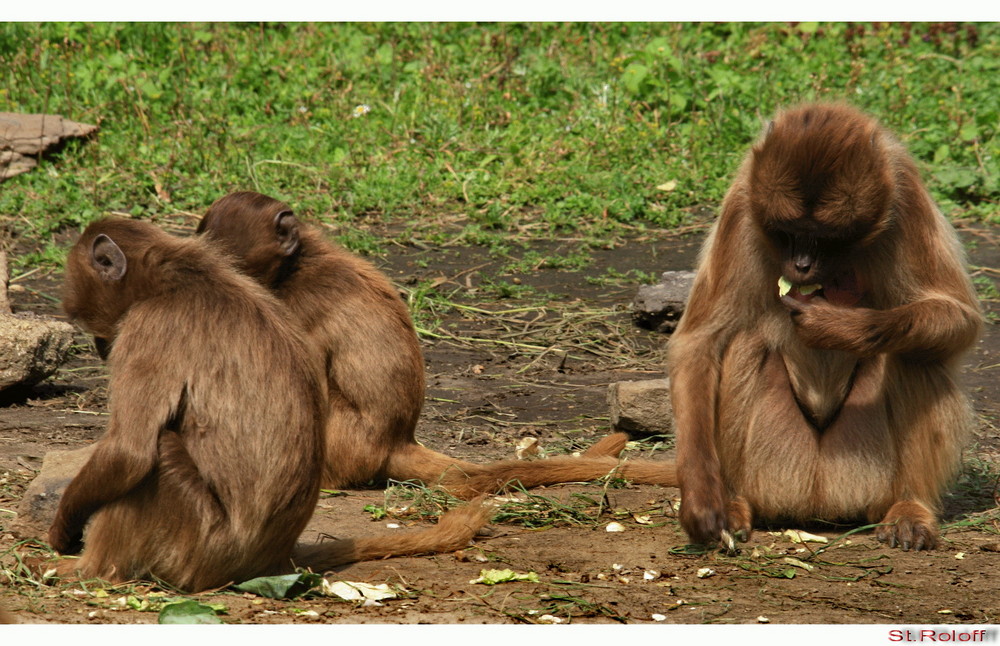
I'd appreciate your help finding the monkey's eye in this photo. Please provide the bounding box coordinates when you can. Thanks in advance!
[767,229,792,249]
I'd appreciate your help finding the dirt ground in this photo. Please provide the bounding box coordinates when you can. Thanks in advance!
[1,219,998,626]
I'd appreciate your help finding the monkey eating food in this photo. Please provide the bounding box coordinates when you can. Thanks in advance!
[668,103,982,551]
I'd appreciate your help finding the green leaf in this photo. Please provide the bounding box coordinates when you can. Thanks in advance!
[403,60,425,74]
[934,144,951,164]
[234,572,323,599]
[375,43,394,66]
[936,167,979,189]
[139,79,162,100]
[158,600,224,624]
[644,37,672,58]
[621,63,649,95]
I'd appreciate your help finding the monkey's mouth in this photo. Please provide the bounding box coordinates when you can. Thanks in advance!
[778,271,863,306]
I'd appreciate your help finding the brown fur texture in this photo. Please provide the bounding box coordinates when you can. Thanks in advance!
[197,192,678,497]
[49,218,490,592]
[669,103,982,551]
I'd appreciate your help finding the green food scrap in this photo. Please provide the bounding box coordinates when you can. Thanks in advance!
[470,568,540,585]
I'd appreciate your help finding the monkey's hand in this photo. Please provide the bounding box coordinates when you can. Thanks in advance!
[679,487,727,546]
[680,488,751,551]
[48,517,84,555]
[781,295,886,355]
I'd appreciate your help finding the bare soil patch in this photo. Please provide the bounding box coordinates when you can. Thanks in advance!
[1,223,998,625]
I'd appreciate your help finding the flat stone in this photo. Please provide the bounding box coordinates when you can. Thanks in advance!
[607,378,674,437]
[0,112,98,181]
[10,444,95,540]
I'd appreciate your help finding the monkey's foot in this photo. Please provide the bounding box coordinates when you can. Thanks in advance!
[19,553,81,584]
[875,501,938,551]
[726,496,753,543]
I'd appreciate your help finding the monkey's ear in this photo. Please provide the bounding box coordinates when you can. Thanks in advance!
[274,210,300,257]
[91,234,128,281]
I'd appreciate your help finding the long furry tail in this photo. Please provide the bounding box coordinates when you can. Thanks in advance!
[438,455,678,499]
[385,432,674,500]
[291,497,494,573]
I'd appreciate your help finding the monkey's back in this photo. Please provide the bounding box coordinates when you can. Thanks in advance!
[280,226,425,443]
[84,235,327,589]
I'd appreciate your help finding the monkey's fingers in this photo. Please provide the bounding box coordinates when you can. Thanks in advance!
[679,498,730,547]
[876,521,938,551]
[780,294,810,314]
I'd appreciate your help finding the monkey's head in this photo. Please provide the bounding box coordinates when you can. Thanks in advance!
[748,104,895,305]
[197,191,301,288]
[63,218,170,359]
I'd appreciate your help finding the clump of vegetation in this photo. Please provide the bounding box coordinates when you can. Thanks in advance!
[1,22,996,268]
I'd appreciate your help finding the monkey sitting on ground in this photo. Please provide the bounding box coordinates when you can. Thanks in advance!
[197,192,679,498]
[47,218,491,592]
[668,103,983,551]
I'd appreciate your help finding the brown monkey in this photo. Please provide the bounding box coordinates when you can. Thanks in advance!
[48,218,490,592]
[669,103,983,551]
[197,192,677,498]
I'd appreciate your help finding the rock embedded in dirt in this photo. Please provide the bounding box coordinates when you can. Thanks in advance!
[11,444,95,540]
[0,112,99,181]
[0,250,76,392]
[607,378,673,436]
[631,270,695,333]
[0,314,76,392]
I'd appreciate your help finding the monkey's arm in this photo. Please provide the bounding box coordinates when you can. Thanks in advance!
[49,333,183,554]
[48,433,161,554]
[783,294,981,362]
[669,334,729,544]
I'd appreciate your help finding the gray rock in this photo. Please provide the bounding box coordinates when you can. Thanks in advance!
[10,444,95,540]
[0,249,76,392]
[0,313,75,392]
[631,270,695,333]
[607,378,674,437]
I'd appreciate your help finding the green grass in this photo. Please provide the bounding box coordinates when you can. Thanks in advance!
[1,22,997,269]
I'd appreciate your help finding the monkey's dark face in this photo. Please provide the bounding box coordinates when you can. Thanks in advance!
[764,226,854,285]
[764,226,865,306]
